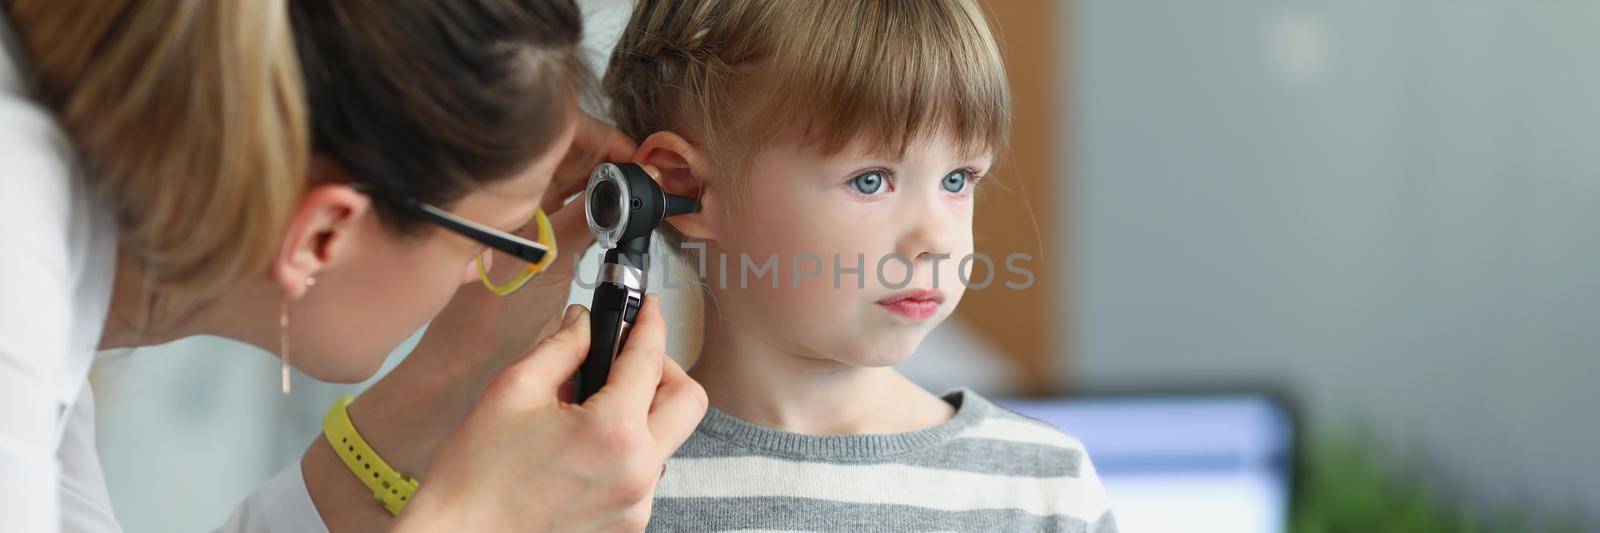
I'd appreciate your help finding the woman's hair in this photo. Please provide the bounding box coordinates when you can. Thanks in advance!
[603,0,1011,193]
[289,0,588,233]
[7,0,307,298]
[5,0,587,298]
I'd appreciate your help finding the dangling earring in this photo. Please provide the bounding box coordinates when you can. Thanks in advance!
[281,277,316,395]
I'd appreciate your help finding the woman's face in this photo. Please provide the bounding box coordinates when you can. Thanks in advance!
[702,131,992,368]
[289,117,579,382]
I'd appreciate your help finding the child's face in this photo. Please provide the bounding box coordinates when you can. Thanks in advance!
[704,130,991,368]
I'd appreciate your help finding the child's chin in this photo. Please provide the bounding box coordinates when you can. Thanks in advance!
[836,353,911,368]
[832,343,919,368]
[811,328,929,367]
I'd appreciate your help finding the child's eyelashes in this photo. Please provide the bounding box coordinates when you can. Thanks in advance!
[847,169,894,197]
[842,167,985,200]
[942,168,985,195]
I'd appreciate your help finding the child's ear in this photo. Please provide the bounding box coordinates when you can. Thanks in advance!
[635,131,719,241]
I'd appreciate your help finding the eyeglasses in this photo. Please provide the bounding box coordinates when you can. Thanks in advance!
[353,183,558,296]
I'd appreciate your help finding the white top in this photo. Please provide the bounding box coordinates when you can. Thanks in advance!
[0,14,329,533]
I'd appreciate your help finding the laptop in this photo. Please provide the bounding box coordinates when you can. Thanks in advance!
[999,392,1296,533]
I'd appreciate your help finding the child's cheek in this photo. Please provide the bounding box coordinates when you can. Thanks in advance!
[763,216,882,336]
[938,237,975,315]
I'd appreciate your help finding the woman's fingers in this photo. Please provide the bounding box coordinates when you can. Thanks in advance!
[647,352,707,462]
[545,114,637,213]
[587,292,704,460]
[489,304,591,404]
[589,293,668,415]
[543,167,587,212]
[578,113,637,163]
[547,190,595,255]
[585,116,640,164]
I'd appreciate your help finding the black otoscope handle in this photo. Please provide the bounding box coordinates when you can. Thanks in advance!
[574,279,641,403]
[573,160,695,403]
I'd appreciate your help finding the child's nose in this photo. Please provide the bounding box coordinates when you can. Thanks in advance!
[898,207,957,262]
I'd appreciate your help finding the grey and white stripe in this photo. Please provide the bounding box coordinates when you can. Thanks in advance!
[649,389,1117,532]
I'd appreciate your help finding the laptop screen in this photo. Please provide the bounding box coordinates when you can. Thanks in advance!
[998,394,1295,533]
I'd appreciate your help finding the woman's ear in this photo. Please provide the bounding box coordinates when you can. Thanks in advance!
[635,131,719,241]
[272,159,372,299]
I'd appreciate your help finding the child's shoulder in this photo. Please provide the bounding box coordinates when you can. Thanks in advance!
[947,389,1119,531]
[951,389,1093,453]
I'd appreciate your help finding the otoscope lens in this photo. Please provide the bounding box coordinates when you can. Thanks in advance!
[591,179,622,230]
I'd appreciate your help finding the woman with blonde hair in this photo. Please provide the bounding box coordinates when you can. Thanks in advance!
[0,0,705,531]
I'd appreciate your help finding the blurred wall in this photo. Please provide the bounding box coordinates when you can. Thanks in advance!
[952,0,1066,395]
[1070,0,1599,521]
[93,338,401,533]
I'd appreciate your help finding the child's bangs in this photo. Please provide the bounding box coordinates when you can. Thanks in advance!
[746,0,1011,160]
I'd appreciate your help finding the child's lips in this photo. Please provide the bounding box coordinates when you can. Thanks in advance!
[876,289,945,320]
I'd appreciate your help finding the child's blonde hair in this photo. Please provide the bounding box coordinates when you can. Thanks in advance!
[604,0,1011,359]
[603,0,1011,195]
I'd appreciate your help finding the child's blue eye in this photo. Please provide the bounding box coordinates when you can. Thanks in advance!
[942,170,970,193]
[850,171,888,195]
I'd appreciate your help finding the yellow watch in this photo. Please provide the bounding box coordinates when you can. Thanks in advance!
[323,395,419,516]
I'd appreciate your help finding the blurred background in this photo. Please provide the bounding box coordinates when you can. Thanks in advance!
[91,0,1598,531]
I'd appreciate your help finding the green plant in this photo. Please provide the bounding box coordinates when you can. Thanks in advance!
[1290,433,1591,533]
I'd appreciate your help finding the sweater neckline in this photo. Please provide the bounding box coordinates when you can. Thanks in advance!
[693,388,988,461]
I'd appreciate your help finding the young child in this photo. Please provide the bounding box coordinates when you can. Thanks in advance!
[603,1,1115,531]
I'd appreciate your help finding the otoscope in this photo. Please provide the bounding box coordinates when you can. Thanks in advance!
[575,162,701,403]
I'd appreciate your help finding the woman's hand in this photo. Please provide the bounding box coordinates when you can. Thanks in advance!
[411,111,638,393]
[398,114,653,409]
[342,112,636,474]
[394,296,706,532]
[299,113,672,533]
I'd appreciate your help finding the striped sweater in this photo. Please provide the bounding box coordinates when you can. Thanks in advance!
[648,389,1118,532]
